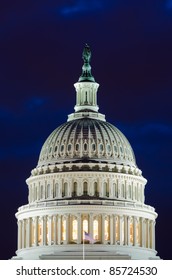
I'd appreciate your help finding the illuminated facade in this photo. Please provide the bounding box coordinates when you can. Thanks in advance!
[12,45,160,259]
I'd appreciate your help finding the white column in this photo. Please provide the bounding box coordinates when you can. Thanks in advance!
[66,214,69,244]
[89,213,93,238]
[43,216,47,245]
[18,220,22,249]
[124,216,127,245]
[22,220,25,249]
[110,214,113,245]
[35,217,38,246]
[113,215,116,244]
[40,217,43,246]
[140,217,144,247]
[48,216,52,245]
[152,221,155,249]
[147,219,150,248]
[57,215,61,245]
[26,218,31,247]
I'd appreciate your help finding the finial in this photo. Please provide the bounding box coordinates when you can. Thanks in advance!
[79,44,95,82]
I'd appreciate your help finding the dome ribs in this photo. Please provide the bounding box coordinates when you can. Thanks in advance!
[38,118,136,167]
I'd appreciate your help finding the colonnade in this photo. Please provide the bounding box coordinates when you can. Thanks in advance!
[17,214,155,251]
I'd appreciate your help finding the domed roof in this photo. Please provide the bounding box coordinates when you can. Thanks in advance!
[37,118,136,168]
[37,45,136,169]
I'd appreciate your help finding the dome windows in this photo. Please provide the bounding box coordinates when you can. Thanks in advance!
[84,143,87,151]
[68,144,72,152]
[38,119,136,166]
[92,143,96,151]
[76,143,80,151]
[99,144,104,152]
[107,144,111,152]
[60,145,64,152]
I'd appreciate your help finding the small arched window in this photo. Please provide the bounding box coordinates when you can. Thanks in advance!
[73,182,77,196]
[94,182,99,196]
[47,184,51,198]
[83,182,88,195]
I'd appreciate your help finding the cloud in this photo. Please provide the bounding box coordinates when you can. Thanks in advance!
[140,123,172,136]
[166,0,172,8]
[60,0,104,16]
[24,96,48,110]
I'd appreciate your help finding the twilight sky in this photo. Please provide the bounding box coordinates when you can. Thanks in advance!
[0,0,172,260]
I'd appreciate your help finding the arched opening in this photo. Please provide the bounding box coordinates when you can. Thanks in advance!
[62,182,68,197]
[72,182,77,197]
[47,184,51,198]
[40,185,44,199]
[128,185,132,199]
[83,181,88,195]
[94,182,99,196]
[55,183,59,198]
[103,182,109,197]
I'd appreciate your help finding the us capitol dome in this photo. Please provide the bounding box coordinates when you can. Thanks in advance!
[12,44,160,260]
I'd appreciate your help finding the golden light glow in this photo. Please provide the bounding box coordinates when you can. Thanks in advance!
[83,218,88,238]
[38,221,42,244]
[72,219,78,240]
[62,219,66,241]
[130,219,133,244]
[93,219,98,240]
[31,220,35,246]
[136,219,140,245]
[105,218,109,240]
[115,216,119,241]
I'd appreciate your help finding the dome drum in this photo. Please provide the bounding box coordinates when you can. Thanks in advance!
[27,171,146,205]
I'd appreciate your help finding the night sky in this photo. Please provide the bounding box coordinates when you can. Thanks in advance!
[0,0,172,260]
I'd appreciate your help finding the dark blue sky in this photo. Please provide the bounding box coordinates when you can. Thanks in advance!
[0,0,172,259]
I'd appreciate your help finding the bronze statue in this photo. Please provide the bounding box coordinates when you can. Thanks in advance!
[82,44,91,64]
